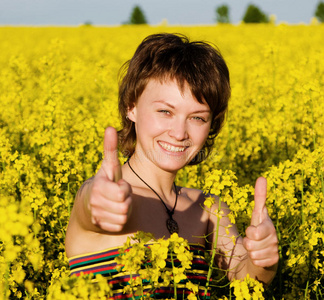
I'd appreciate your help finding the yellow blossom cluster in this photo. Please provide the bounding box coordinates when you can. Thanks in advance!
[230,274,264,300]
[0,24,323,299]
[115,232,195,298]
[47,271,113,300]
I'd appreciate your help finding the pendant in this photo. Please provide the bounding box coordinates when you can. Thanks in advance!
[166,218,179,234]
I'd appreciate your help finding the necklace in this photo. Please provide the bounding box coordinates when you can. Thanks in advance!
[127,160,179,234]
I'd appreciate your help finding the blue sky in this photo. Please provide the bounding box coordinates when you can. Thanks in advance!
[0,0,320,25]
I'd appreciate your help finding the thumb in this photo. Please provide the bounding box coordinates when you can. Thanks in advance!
[251,177,267,226]
[102,127,122,182]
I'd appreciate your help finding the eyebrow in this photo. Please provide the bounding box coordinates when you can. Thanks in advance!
[153,100,211,114]
[153,100,175,109]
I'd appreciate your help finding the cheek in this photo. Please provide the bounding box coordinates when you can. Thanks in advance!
[194,124,210,141]
[136,113,168,137]
[193,126,211,150]
[201,129,210,145]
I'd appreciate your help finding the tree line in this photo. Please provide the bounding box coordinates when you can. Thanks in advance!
[127,2,324,25]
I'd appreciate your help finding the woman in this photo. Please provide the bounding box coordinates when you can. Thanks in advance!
[65,33,279,299]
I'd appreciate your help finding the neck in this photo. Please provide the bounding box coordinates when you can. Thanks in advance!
[126,153,180,235]
[127,153,177,200]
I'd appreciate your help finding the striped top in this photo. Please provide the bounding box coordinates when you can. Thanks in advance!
[69,243,211,299]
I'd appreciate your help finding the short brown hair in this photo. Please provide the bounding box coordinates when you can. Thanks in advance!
[118,33,230,165]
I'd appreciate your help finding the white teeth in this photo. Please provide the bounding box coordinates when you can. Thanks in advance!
[159,142,186,152]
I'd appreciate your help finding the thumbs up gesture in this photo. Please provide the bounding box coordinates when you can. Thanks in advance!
[243,177,279,268]
[88,127,132,232]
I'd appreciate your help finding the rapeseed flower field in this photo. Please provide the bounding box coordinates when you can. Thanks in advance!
[0,24,323,299]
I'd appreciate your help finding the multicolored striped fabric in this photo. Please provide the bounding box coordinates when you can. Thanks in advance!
[68,243,211,299]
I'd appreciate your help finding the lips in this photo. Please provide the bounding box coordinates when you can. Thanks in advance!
[158,141,187,152]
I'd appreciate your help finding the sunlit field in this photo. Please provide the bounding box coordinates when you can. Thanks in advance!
[0,24,323,299]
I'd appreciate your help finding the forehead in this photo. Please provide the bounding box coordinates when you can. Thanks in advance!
[139,78,210,110]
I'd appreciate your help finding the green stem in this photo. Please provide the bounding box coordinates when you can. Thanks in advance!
[204,198,222,298]
[305,249,313,300]
[129,273,136,300]
[4,262,10,300]
[304,278,309,299]
[170,250,177,299]
[140,277,144,299]
[317,281,323,299]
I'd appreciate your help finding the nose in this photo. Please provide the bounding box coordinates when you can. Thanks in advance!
[168,119,189,141]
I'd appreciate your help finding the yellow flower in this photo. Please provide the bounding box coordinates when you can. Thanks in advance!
[187,293,197,300]
[172,267,187,283]
[186,281,199,294]
[204,195,215,208]
[230,274,264,300]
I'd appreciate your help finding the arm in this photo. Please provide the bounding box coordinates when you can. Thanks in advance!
[208,177,279,287]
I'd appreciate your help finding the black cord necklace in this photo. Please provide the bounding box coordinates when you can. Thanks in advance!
[127,160,179,234]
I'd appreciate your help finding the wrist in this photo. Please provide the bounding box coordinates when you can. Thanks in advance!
[245,257,278,287]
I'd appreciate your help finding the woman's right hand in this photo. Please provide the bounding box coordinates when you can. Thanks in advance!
[87,127,132,232]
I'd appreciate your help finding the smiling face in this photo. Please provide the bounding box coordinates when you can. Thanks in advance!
[128,78,212,172]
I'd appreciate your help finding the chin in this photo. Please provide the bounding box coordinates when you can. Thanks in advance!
[154,156,192,172]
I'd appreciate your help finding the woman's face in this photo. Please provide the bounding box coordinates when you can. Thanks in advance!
[128,78,212,172]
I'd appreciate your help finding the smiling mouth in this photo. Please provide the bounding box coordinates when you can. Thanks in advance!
[158,141,187,152]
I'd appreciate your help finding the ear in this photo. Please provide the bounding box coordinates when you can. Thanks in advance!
[127,105,137,123]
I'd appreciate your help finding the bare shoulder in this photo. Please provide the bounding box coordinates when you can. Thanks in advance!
[178,187,230,209]
[180,187,226,209]
[178,186,207,204]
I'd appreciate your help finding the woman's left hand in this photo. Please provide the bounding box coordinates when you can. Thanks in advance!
[243,177,279,268]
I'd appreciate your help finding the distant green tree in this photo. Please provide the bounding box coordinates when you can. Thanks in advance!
[216,4,230,23]
[315,1,324,22]
[242,4,269,23]
[129,5,148,25]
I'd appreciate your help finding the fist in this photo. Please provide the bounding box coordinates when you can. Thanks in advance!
[88,127,132,232]
[243,177,279,268]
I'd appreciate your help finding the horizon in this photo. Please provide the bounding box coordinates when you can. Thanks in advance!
[0,0,321,26]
